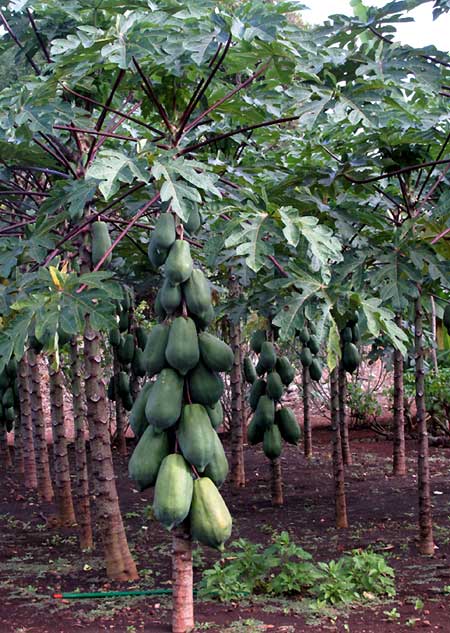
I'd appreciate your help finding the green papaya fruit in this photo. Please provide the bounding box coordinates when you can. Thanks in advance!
[266,371,284,401]
[276,407,301,445]
[342,342,360,374]
[444,304,450,332]
[165,317,200,376]
[12,379,19,403]
[300,347,313,367]
[160,278,182,314]
[307,335,320,355]
[182,269,211,316]
[2,388,14,409]
[308,322,316,335]
[91,221,112,267]
[250,330,266,353]
[136,327,148,350]
[189,477,232,550]
[118,333,135,365]
[5,407,15,423]
[107,376,116,401]
[123,391,134,411]
[153,454,193,530]
[6,358,17,378]
[109,328,121,347]
[132,348,147,377]
[203,430,229,488]
[193,304,215,331]
[119,311,129,333]
[153,213,176,250]
[275,356,295,386]
[259,342,277,372]
[198,332,234,373]
[178,404,215,471]
[263,424,282,460]
[189,362,224,406]
[165,240,193,284]
[253,395,275,430]
[148,236,169,269]
[205,400,223,430]
[247,415,265,445]
[128,425,170,491]
[309,358,322,382]
[183,206,202,234]
[143,323,170,376]
[243,357,257,384]
[249,378,266,411]
[0,402,4,419]
[145,368,184,430]
[121,289,132,312]
[351,323,360,343]
[129,381,153,439]
[298,327,310,345]
[154,289,166,319]
[347,310,359,326]
[0,370,9,390]
[341,327,352,343]
[117,372,130,398]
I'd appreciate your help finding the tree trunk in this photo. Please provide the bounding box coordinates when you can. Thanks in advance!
[18,355,38,489]
[0,424,12,468]
[430,296,439,375]
[415,293,434,555]
[28,349,54,502]
[69,338,93,550]
[330,366,348,528]
[172,527,194,633]
[229,317,245,488]
[113,348,127,456]
[338,362,352,466]
[48,355,76,526]
[270,457,283,506]
[14,418,24,475]
[302,366,312,458]
[393,313,406,476]
[84,320,138,580]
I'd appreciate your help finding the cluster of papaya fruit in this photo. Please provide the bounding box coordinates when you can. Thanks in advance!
[340,312,361,374]
[297,323,322,381]
[0,358,19,433]
[444,304,450,335]
[128,213,232,550]
[244,329,301,458]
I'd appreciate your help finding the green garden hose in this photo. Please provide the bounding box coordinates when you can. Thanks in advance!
[53,589,174,599]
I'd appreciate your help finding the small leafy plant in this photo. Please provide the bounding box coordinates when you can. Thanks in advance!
[346,381,382,427]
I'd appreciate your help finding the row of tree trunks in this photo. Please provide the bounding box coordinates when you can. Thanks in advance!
[330,366,348,528]
[18,355,38,489]
[302,366,312,458]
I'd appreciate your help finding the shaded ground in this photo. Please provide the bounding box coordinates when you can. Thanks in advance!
[1,427,450,632]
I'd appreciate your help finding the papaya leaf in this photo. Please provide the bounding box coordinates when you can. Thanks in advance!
[86,150,149,200]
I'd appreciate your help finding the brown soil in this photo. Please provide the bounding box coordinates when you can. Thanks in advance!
[1,427,450,633]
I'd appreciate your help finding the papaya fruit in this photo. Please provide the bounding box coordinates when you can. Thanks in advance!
[307,335,320,355]
[243,357,257,384]
[165,317,200,376]
[5,407,15,423]
[189,362,224,406]
[160,278,182,314]
[143,323,170,376]
[203,430,229,488]
[253,394,275,430]
[148,236,169,269]
[153,213,176,250]
[298,327,310,345]
[136,327,148,350]
[5,358,17,379]
[249,378,266,411]
[121,290,132,312]
[91,221,112,267]
[109,328,121,347]
[275,356,295,386]
[2,388,14,409]
[300,347,313,367]
[342,342,360,374]
[255,359,266,376]
[276,407,301,445]
[189,477,232,550]
[118,333,135,365]
[0,402,4,420]
[341,327,352,343]
[117,372,130,398]
[347,310,359,326]
[183,206,202,234]
[259,342,277,372]
[193,304,215,331]
[128,426,170,490]
[165,240,193,284]
[205,400,223,430]
[309,358,322,382]
[177,404,215,471]
[129,381,153,439]
[132,348,147,377]
[266,371,284,401]
[145,368,183,430]
[250,330,266,353]
[308,322,316,335]
[123,392,134,411]
[0,371,9,390]
[183,269,211,316]
[351,323,360,343]
[263,424,282,460]
[153,454,193,530]
[154,289,166,319]
[247,415,265,445]
[444,304,450,333]
[107,376,116,401]
[198,332,234,373]
[118,311,129,333]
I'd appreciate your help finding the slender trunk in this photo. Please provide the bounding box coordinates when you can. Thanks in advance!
[69,338,93,550]
[393,313,406,476]
[430,296,439,375]
[113,349,127,456]
[229,317,245,488]
[48,355,76,525]
[415,292,434,555]
[0,424,12,468]
[18,355,38,489]
[338,363,352,466]
[270,457,283,506]
[172,527,194,633]
[28,349,54,502]
[330,367,348,528]
[14,418,24,475]
[302,366,312,458]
